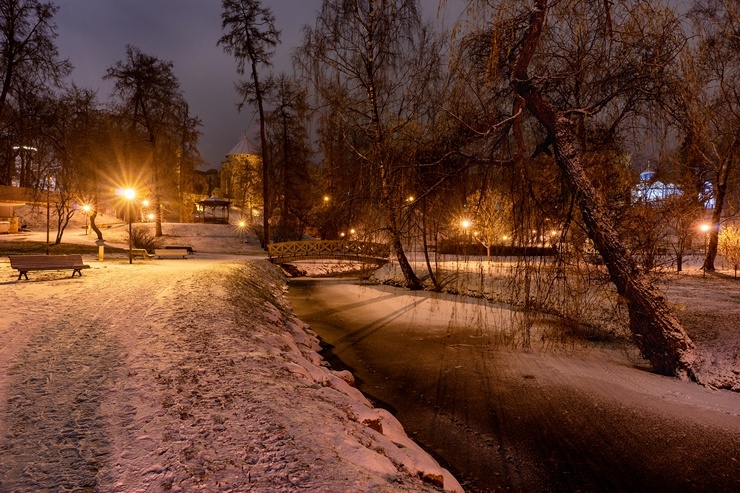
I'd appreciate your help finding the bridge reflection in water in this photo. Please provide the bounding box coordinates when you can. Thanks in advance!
[267,240,390,265]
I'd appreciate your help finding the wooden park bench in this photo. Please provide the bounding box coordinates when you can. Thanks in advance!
[9,254,90,280]
[130,248,151,259]
[154,248,189,259]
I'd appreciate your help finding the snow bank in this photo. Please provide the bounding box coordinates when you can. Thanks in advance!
[229,263,463,492]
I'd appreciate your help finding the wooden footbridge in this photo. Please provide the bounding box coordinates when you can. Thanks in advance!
[267,240,390,264]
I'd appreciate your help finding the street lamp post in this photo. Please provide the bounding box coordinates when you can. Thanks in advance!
[238,219,247,243]
[82,204,91,235]
[124,189,136,264]
[46,178,50,255]
[461,219,471,260]
[700,223,710,277]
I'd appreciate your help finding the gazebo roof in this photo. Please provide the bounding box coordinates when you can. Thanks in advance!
[198,197,230,207]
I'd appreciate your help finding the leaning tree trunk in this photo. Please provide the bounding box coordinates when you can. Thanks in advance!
[89,210,104,241]
[385,193,422,290]
[551,118,696,379]
[510,0,697,380]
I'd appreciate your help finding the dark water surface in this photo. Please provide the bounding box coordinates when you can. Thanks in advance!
[286,278,740,493]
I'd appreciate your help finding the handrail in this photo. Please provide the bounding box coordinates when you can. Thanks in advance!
[267,240,390,264]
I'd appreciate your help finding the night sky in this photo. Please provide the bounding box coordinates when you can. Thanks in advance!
[54,0,461,170]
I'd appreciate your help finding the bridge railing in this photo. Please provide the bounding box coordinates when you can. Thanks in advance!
[267,240,390,264]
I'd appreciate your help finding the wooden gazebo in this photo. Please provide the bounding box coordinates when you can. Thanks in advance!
[196,197,230,224]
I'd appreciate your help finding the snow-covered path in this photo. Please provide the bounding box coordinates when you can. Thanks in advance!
[0,253,460,492]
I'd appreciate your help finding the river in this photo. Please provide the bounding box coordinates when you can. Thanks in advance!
[286,278,740,493]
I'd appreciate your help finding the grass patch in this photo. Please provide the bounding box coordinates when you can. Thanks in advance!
[0,241,127,256]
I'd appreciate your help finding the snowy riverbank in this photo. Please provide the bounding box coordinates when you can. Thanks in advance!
[367,257,740,391]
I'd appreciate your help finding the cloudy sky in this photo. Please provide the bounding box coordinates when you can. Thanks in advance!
[54,1,462,170]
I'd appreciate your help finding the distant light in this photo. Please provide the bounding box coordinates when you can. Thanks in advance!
[502,235,509,241]
[147,213,155,221]
[700,224,710,232]
[340,232,345,237]
[82,204,91,213]
[323,195,330,202]
[142,199,150,207]
[350,229,356,234]
[123,188,136,200]
[238,220,246,228]
[461,220,471,229]
[407,195,415,202]
[550,230,558,236]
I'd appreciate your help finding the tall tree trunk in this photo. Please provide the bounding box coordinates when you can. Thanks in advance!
[510,0,697,380]
[384,178,422,290]
[702,153,734,271]
[250,57,270,247]
[422,197,440,290]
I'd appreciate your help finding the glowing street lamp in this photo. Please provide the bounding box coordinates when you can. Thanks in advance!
[123,188,136,264]
[82,204,91,235]
[700,223,710,276]
[237,219,247,242]
[460,220,472,258]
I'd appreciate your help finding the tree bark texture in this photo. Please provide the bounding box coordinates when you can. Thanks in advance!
[510,0,697,380]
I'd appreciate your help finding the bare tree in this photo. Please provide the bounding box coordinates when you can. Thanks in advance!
[672,0,740,272]
[105,45,199,236]
[718,225,740,278]
[265,73,312,241]
[298,0,444,289]
[461,0,698,379]
[218,0,280,246]
[0,0,71,185]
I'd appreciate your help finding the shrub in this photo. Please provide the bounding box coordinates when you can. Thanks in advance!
[129,226,161,252]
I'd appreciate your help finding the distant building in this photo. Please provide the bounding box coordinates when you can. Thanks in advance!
[632,168,714,209]
[221,134,262,223]
[632,169,682,203]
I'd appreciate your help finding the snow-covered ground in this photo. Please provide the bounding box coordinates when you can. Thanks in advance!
[0,211,462,492]
[1,207,737,492]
